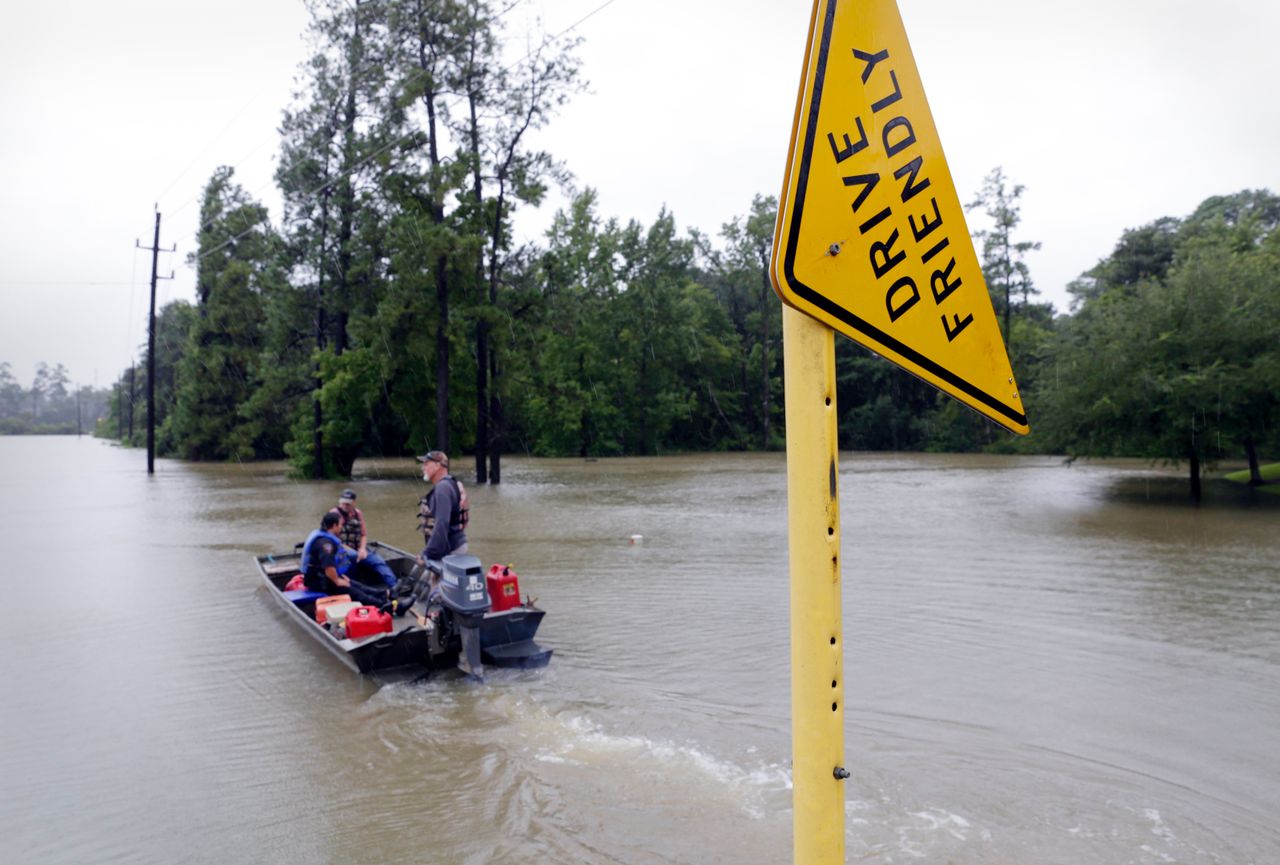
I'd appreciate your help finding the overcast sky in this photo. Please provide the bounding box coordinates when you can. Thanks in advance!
[3,0,1278,389]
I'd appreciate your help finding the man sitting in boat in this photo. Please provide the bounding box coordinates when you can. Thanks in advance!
[301,512,395,611]
[328,489,400,593]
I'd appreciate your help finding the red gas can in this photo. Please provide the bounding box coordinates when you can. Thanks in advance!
[486,564,522,613]
[344,605,392,639]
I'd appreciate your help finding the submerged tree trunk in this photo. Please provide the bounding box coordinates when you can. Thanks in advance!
[489,359,501,483]
[1245,439,1264,485]
[475,322,489,482]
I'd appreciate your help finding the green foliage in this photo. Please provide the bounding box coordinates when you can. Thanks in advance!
[1039,190,1280,496]
[139,301,197,452]
[0,362,24,418]
[505,193,745,457]
[835,344,933,450]
[0,363,111,435]
[166,168,282,461]
[699,193,781,450]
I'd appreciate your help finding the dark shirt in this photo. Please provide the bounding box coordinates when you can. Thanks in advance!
[423,476,467,560]
[313,537,340,570]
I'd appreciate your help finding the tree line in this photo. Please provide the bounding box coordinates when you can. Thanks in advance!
[89,1,1278,499]
[0,362,110,435]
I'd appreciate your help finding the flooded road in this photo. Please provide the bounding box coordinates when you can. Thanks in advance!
[2,436,1277,864]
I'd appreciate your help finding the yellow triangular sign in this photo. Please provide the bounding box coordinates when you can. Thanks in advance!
[771,0,1028,435]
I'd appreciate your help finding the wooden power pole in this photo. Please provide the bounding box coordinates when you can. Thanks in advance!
[136,208,173,475]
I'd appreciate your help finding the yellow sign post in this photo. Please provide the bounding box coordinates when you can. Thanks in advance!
[771,2,1028,863]
[781,303,846,865]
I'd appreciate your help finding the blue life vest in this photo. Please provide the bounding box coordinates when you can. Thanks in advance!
[301,529,352,577]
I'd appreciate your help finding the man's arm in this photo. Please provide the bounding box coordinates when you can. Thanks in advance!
[356,507,369,560]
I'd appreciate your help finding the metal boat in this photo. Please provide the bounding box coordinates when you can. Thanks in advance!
[255,541,552,677]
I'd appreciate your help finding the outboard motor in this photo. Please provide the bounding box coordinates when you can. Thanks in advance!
[436,554,489,678]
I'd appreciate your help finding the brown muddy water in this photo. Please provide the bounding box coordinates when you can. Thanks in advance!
[1,436,1277,864]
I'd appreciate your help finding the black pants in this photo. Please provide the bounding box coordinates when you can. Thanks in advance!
[307,573,386,608]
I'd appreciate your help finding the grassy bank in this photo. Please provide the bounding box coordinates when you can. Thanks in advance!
[1222,462,1280,494]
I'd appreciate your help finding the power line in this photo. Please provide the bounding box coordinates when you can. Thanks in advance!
[154,92,272,210]
[0,280,136,286]
[162,138,280,227]
[550,0,620,39]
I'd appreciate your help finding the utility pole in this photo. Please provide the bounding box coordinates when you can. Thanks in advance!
[137,208,174,475]
[127,364,135,440]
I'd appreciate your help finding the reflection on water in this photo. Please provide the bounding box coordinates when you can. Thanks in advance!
[1,437,1277,864]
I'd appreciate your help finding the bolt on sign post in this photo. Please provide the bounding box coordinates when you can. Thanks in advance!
[770,1,1028,863]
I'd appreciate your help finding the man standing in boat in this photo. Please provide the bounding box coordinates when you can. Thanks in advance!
[327,489,399,592]
[399,451,470,622]
[301,512,393,609]
[417,450,469,563]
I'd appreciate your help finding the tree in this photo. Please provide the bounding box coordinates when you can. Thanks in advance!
[167,169,281,460]
[277,0,399,477]
[512,189,627,456]
[1040,190,1280,500]
[609,209,741,454]
[1067,217,1180,309]
[0,363,23,418]
[701,194,780,449]
[509,195,742,456]
[452,2,581,482]
[967,167,1041,357]
[384,0,469,458]
[123,301,196,452]
[833,344,938,451]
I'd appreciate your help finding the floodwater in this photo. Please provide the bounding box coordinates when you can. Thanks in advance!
[2,435,1277,865]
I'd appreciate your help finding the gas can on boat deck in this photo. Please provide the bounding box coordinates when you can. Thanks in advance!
[486,564,521,613]
[345,605,392,639]
[323,601,361,628]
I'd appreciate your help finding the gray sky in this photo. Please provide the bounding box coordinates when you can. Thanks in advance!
[3,0,1278,389]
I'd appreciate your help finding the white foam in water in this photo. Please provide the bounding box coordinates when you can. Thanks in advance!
[383,685,796,816]
[844,795,991,860]
[909,808,972,840]
[528,712,791,818]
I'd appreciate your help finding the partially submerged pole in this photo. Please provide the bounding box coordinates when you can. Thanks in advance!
[146,210,160,475]
[782,304,846,864]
